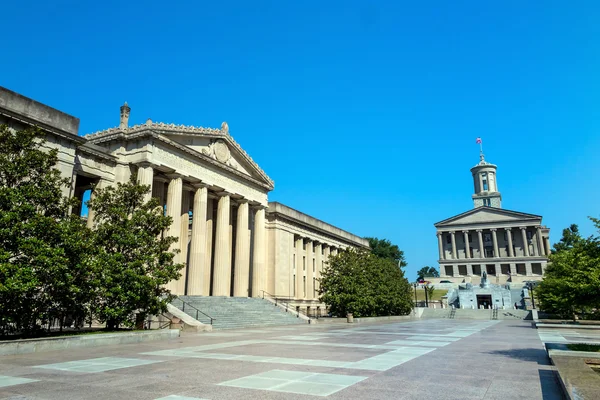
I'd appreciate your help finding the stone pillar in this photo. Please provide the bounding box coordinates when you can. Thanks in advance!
[204,197,214,295]
[331,248,338,256]
[306,240,314,300]
[544,237,551,256]
[176,189,190,294]
[452,265,459,277]
[491,229,499,258]
[509,263,517,275]
[233,200,250,297]
[525,262,533,276]
[187,185,208,295]
[137,164,154,203]
[537,227,545,256]
[252,206,267,297]
[437,233,444,260]
[467,265,474,276]
[450,231,457,259]
[532,228,539,256]
[521,227,530,257]
[463,231,470,259]
[295,236,303,299]
[212,193,231,296]
[152,180,166,210]
[477,230,485,258]
[315,243,322,298]
[165,175,183,293]
[506,228,514,257]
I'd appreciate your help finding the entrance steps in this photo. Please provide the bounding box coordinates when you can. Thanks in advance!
[171,296,307,330]
[421,308,531,320]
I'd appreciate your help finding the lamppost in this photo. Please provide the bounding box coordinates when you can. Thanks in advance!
[425,285,429,308]
[527,282,536,309]
[413,283,418,307]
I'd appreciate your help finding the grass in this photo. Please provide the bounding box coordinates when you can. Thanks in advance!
[566,343,600,352]
[413,289,448,301]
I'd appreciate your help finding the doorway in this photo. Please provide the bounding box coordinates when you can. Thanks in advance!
[476,294,492,309]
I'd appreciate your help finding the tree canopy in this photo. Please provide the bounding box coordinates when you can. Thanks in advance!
[0,125,182,336]
[365,237,407,268]
[417,266,439,281]
[536,218,600,319]
[318,248,413,318]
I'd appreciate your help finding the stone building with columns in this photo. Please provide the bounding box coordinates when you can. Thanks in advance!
[0,86,368,315]
[432,153,550,286]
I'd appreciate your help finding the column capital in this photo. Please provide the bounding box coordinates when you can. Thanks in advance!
[504,227,512,231]
[191,182,209,189]
[462,230,470,234]
[476,229,483,233]
[137,161,158,169]
[519,226,528,231]
[165,172,184,180]
[449,230,456,235]
[490,228,497,232]
[214,190,233,198]
[436,232,443,237]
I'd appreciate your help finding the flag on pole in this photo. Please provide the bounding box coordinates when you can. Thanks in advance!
[476,137,482,144]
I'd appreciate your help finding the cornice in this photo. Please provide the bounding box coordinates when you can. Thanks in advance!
[84,122,274,189]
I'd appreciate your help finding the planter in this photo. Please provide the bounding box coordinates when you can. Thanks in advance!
[346,313,354,323]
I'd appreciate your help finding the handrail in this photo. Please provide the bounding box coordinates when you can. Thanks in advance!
[261,290,316,319]
[172,297,215,325]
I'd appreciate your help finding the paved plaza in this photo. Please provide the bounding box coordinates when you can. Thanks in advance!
[0,320,564,399]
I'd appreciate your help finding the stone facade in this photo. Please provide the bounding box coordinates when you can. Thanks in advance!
[0,86,368,306]
[432,153,550,287]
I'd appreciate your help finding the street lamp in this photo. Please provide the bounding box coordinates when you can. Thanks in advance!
[527,282,536,309]
[413,283,418,306]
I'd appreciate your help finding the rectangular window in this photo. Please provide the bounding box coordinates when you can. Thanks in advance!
[484,233,492,243]
[303,256,306,271]
[446,235,451,244]
[313,277,317,297]
[313,259,315,272]
[293,254,296,270]
[303,241,306,250]
[485,247,494,257]
[293,275,296,296]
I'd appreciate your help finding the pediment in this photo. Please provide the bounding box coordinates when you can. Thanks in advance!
[163,132,273,189]
[435,207,541,227]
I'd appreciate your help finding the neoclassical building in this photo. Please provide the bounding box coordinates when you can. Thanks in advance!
[432,153,550,286]
[0,86,367,314]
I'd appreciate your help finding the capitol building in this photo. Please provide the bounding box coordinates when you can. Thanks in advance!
[0,86,368,316]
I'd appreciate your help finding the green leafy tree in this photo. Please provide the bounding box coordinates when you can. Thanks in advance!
[319,248,413,318]
[366,237,407,268]
[88,177,184,329]
[417,266,439,281]
[536,218,600,319]
[0,125,94,336]
[553,224,582,253]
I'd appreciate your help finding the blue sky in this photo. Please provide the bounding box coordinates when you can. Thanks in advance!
[2,1,600,281]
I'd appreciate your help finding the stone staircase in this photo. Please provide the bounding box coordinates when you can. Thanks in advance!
[171,296,307,330]
[421,308,531,320]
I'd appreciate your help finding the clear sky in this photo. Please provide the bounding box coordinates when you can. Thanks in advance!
[2,1,600,281]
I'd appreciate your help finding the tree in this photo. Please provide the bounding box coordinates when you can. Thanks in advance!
[318,248,413,318]
[553,224,581,253]
[417,266,439,281]
[536,218,600,319]
[366,237,407,268]
[87,177,184,329]
[0,125,93,336]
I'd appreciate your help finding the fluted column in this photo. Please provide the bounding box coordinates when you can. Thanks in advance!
[212,193,231,296]
[165,175,182,293]
[251,206,266,297]
[137,164,154,203]
[537,227,545,256]
[477,230,485,258]
[187,185,208,295]
[437,233,444,260]
[532,228,539,256]
[450,231,457,259]
[491,229,499,258]
[544,237,551,256]
[315,243,322,298]
[204,198,214,295]
[233,200,250,297]
[506,228,514,257]
[463,231,471,259]
[176,189,190,294]
[521,227,530,257]
[295,236,303,299]
[306,239,313,300]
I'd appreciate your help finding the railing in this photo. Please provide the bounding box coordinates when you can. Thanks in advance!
[448,308,456,319]
[145,313,175,330]
[491,307,498,320]
[171,297,215,325]
[261,291,316,319]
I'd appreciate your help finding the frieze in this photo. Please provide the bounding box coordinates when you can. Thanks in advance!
[266,219,360,249]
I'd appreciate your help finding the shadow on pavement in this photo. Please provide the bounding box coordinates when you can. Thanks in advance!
[486,348,552,365]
